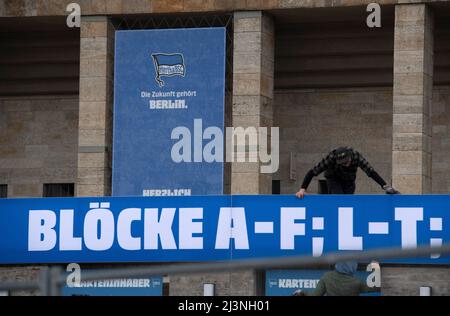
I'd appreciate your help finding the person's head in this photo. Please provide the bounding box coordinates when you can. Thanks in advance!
[335,147,352,167]
[334,261,358,276]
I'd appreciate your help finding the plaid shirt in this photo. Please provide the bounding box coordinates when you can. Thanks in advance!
[301,148,386,190]
[312,148,374,179]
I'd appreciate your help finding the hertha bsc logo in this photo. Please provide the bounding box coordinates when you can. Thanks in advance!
[151,53,186,87]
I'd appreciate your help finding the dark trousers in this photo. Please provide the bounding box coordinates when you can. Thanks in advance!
[326,178,356,194]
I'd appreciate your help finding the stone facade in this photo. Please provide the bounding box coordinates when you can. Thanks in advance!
[231,11,274,195]
[169,270,258,296]
[0,96,79,197]
[392,4,434,194]
[275,86,450,195]
[170,10,275,296]
[1,0,450,296]
[382,266,450,296]
[0,266,40,296]
[77,16,114,197]
[432,87,450,193]
[0,0,447,17]
[274,87,393,194]
[0,96,78,295]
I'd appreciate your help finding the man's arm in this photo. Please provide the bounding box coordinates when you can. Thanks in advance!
[354,151,386,187]
[296,153,334,198]
[300,169,316,191]
[355,151,399,194]
[355,151,400,194]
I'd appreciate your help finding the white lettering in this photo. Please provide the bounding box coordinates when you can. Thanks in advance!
[395,208,423,249]
[338,207,363,250]
[215,207,249,249]
[144,208,177,250]
[117,208,141,250]
[179,208,203,249]
[84,208,115,251]
[28,210,57,251]
[60,209,82,251]
[280,207,305,250]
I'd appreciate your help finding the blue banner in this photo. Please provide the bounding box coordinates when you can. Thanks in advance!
[62,275,163,296]
[0,195,449,264]
[112,28,226,196]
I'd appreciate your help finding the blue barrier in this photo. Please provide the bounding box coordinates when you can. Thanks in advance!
[0,195,448,264]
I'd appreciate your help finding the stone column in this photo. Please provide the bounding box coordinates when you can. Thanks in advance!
[392,4,434,194]
[231,11,274,195]
[228,10,275,295]
[76,16,114,197]
[169,12,275,296]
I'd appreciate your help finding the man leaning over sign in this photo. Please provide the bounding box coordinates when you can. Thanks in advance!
[295,147,399,198]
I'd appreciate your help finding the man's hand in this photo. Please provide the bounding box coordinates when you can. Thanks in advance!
[383,185,400,195]
[295,189,306,199]
[292,289,305,296]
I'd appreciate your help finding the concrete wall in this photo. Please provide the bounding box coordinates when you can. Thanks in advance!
[0,266,40,296]
[274,87,393,195]
[275,17,395,90]
[169,271,257,296]
[169,11,274,296]
[76,16,114,197]
[0,96,79,197]
[0,17,80,96]
[1,1,450,297]
[382,266,450,296]
[392,4,434,194]
[432,87,450,193]
[0,0,448,17]
[274,86,450,195]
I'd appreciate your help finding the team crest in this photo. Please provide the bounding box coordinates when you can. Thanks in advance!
[151,53,186,87]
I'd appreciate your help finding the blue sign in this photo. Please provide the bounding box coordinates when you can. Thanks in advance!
[151,53,185,87]
[112,28,226,196]
[62,275,163,296]
[265,270,380,296]
[0,195,449,264]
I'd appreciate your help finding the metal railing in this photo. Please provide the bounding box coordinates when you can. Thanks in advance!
[1,243,450,296]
